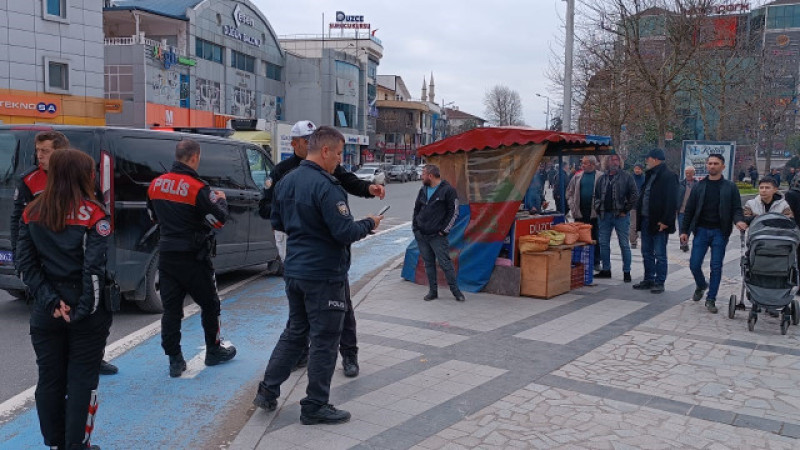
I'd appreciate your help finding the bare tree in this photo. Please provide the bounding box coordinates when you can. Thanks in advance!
[484,85,524,126]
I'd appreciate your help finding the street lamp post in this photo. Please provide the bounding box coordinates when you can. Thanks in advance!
[536,93,550,130]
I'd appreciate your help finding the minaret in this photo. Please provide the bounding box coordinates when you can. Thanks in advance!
[421,77,427,102]
[429,72,435,103]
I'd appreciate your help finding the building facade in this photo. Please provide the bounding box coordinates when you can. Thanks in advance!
[103,0,285,131]
[279,35,382,165]
[0,0,106,125]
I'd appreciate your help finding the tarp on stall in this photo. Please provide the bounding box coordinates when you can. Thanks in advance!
[403,127,613,292]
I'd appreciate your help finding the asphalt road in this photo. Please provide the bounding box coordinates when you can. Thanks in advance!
[0,179,421,405]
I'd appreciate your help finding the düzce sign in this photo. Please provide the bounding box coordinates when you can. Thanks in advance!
[330,10,370,29]
[224,4,262,47]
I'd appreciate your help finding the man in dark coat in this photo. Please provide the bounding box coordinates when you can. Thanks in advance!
[633,148,679,294]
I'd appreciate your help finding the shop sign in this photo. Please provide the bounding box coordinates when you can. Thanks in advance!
[330,10,370,29]
[105,99,123,114]
[688,2,749,15]
[681,141,735,181]
[0,95,60,118]
[151,46,196,69]
[224,4,262,47]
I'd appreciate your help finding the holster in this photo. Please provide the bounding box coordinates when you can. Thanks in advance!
[104,271,121,312]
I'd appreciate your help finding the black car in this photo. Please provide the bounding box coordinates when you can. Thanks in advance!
[0,125,280,312]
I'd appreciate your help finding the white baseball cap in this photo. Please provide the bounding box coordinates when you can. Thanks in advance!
[290,120,317,138]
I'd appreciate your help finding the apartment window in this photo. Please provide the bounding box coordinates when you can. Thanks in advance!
[231,50,255,73]
[265,62,282,81]
[195,38,224,64]
[44,58,69,93]
[334,102,356,128]
[105,65,134,100]
[43,0,68,21]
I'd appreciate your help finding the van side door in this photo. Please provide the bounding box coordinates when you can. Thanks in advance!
[194,139,249,270]
[242,145,277,265]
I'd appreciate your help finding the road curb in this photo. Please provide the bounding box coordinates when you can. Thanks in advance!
[227,256,405,450]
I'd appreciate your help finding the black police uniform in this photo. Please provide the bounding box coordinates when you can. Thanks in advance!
[10,165,47,257]
[259,160,374,414]
[259,153,373,363]
[146,161,228,359]
[17,199,112,449]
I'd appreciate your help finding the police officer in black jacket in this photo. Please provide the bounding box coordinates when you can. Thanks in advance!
[413,164,465,302]
[10,130,119,376]
[259,120,385,378]
[147,140,236,378]
[253,126,382,425]
[17,149,112,450]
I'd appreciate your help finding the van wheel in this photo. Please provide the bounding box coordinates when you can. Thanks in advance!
[138,252,163,313]
[7,289,27,300]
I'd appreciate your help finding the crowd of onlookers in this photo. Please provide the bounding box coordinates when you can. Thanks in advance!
[525,152,800,313]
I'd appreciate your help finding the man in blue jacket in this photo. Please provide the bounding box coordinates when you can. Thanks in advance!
[253,126,382,425]
[413,165,465,302]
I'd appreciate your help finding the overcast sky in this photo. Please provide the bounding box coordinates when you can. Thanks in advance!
[253,0,567,128]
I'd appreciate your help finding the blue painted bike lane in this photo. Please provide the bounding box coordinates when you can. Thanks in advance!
[0,224,412,449]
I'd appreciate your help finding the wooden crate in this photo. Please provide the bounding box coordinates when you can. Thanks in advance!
[520,248,572,298]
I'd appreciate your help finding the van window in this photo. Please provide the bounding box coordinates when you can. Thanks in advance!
[0,133,19,185]
[196,142,247,189]
[113,136,179,201]
[245,147,272,189]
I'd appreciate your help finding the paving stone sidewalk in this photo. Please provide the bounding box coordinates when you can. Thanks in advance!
[229,235,800,449]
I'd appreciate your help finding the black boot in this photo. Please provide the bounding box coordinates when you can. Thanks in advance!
[169,353,186,378]
[205,344,236,366]
[99,360,118,375]
[595,270,612,279]
[424,290,438,301]
[300,404,351,425]
[452,289,466,302]
[342,355,359,378]
[253,385,277,411]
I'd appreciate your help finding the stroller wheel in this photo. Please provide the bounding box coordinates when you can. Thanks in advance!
[728,295,737,319]
[748,313,757,332]
[781,318,789,335]
[792,300,800,326]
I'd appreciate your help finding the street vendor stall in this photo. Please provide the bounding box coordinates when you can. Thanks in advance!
[402,127,613,295]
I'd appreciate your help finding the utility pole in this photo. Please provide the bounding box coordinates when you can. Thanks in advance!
[563,0,574,133]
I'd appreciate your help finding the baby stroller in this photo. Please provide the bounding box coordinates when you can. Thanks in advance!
[729,213,800,335]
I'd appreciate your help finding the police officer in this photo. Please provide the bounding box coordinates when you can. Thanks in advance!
[17,148,112,450]
[253,126,382,425]
[259,120,385,378]
[10,130,119,376]
[147,140,236,377]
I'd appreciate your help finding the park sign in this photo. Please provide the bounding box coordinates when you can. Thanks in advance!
[681,140,736,181]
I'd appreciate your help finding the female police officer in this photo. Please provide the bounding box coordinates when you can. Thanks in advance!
[17,148,112,450]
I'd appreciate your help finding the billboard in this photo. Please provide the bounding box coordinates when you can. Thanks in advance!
[681,140,736,181]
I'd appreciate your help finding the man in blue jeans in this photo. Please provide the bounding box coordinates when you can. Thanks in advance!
[680,154,747,313]
[593,154,639,282]
[633,149,679,293]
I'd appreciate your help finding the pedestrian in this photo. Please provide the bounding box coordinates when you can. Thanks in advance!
[147,140,236,378]
[413,164,466,302]
[679,154,747,314]
[743,176,793,223]
[259,120,385,378]
[788,167,797,187]
[630,163,645,249]
[771,168,782,188]
[738,169,746,182]
[633,148,679,294]
[9,131,118,376]
[17,148,112,450]
[749,165,759,189]
[785,176,800,228]
[593,154,638,282]
[552,164,571,214]
[524,164,548,213]
[678,166,698,252]
[567,156,603,268]
[253,126,382,425]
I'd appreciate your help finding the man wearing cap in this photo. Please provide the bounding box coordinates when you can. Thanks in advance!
[257,120,385,380]
[633,148,679,294]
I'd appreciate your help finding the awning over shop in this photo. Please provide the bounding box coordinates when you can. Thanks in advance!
[418,127,613,157]
[232,130,271,147]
